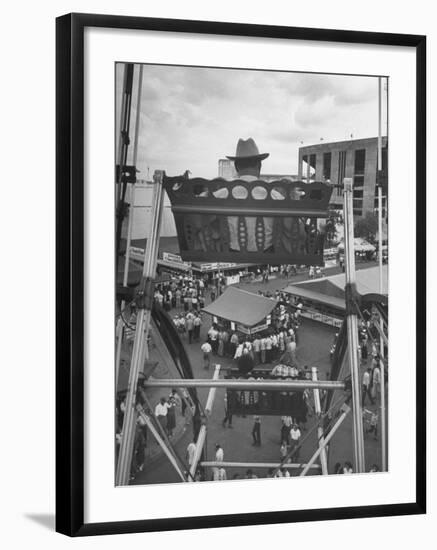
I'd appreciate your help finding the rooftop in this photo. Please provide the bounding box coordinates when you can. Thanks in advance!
[202,286,278,327]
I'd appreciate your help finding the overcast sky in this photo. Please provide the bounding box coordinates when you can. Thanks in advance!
[116,63,388,179]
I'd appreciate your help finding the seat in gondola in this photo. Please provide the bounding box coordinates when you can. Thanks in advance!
[163,175,333,266]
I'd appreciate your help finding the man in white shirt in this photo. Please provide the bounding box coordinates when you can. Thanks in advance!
[207,326,219,354]
[154,398,169,432]
[371,363,381,401]
[362,368,374,406]
[252,337,261,364]
[215,443,224,462]
[260,337,267,364]
[193,314,202,342]
[286,339,297,363]
[186,440,197,468]
[200,341,212,369]
[265,335,273,363]
[289,424,302,460]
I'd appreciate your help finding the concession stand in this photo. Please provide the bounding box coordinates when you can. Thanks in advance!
[283,265,388,328]
[201,286,278,336]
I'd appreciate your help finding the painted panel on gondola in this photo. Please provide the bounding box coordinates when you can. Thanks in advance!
[164,176,333,265]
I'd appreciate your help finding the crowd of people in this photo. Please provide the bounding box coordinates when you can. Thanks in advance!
[153,273,210,313]
[118,251,387,482]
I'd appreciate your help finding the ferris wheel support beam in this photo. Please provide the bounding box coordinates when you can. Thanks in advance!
[343,177,366,473]
[312,367,329,475]
[115,171,165,486]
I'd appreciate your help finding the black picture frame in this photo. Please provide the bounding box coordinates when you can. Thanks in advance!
[56,12,426,537]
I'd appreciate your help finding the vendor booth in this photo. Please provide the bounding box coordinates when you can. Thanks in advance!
[337,237,376,262]
[283,265,388,328]
[201,286,277,335]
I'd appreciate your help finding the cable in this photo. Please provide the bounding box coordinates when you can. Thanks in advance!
[119,311,136,331]
[116,297,137,319]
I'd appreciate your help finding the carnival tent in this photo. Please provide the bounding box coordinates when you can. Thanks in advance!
[337,238,376,253]
[202,286,277,327]
[283,265,388,310]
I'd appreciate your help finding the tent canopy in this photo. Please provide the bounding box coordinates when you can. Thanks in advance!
[202,286,277,327]
[283,265,388,310]
[337,238,376,252]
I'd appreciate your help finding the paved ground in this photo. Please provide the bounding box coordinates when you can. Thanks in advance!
[131,261,385,485]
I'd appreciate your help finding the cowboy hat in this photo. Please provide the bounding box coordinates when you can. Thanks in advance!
[226,137,269,161]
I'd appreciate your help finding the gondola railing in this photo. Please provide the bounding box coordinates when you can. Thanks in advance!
[164,175,333,266]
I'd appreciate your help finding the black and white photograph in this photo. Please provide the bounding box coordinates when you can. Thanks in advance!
[114,62,389,486]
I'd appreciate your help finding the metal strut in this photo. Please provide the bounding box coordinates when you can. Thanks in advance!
[343,177,365,473]
[115,170,166,486]
[143,379,346,391]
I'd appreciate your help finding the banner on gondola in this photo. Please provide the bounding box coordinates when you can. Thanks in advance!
[226,386,307,417]
[164,176,333,266]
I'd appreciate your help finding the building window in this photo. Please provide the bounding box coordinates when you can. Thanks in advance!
[323,152,332,181]
[353,148,366,188]
[301,154,308,180]
[309,154,316,179]
[302,154,316,182]
[337,150,347,194]
[354,149,366,174]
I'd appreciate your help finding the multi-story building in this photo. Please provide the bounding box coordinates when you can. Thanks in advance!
[298,137,388,218]
[218,158,238,180]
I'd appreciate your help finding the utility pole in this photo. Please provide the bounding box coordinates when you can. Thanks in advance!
[343,177,365,472]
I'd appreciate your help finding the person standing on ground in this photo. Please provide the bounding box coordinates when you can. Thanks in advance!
[211,443,224,481]
[362,367,374,406]
[186,314,195,344]
[229,331,239,358]
[281,415,292,445]
[221,328,229,357]
[175,287,182,308]
[280,441,288,462]
[186,439,197,470]
[265,334,273,363]
[260,336,267,364]
[366,410,379,440]
[208,324,219,354]
[193,313,202,342]
[371,360,382,402]
[166,395,177,437]
[201,340,212,369]
[252,336,261,364]
[289,423,302,460]
[286,336,297,365]
[154,397,170,434]
[217,329,225,357]
[222,392,233,428]
[252,415,261,446]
